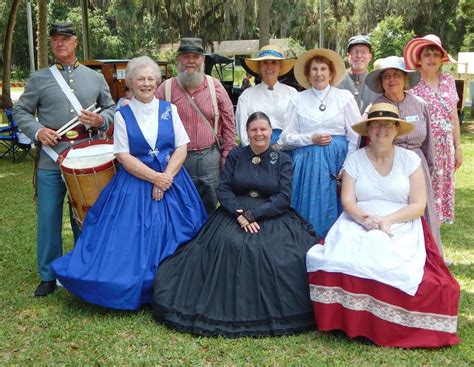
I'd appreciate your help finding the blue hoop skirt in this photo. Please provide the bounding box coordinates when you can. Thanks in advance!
[291,135,348,238]
[51,102,207,310]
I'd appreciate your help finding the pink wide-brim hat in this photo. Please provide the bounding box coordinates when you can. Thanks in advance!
[403,34,455,70]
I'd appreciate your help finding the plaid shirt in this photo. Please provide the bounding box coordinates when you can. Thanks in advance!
[156,76,235,158]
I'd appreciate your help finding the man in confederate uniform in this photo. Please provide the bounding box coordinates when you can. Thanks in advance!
[156,37,235,214]
[14,22,115,297]
[337,35,380,114]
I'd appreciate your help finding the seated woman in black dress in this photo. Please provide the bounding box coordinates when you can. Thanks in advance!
[152,111,318,337]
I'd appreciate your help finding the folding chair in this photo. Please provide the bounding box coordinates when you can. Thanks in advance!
[0,108,34,162]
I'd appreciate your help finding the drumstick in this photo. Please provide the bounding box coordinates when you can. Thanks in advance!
[58,107,102,137]
[56,103,97,135]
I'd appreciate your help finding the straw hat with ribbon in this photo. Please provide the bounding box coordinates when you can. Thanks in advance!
[351,103,415,137]
[365,56,421,94]
[293,48,346,89]
[403,34,456,70]
[243,45,295,77]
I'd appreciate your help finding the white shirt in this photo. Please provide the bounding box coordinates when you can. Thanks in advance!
[279,86,361,154]
[235,81,297,146]
[113,97,190,154]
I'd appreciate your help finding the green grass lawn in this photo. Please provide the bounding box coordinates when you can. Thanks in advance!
[0,127,473,365]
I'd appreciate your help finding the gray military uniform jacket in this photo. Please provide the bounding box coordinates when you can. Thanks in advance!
[337,70,381,114]
[14,61,115,170]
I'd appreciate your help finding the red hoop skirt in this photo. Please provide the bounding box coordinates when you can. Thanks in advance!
[307,219,460,348]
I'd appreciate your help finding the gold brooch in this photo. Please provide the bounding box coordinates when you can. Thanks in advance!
[251,156,261,165]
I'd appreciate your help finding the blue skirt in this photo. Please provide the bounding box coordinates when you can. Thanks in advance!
[270,128,282,145]
[291,135,348,238]
[51,166,207,310]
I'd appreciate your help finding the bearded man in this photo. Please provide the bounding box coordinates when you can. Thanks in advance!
[156,37,235,214]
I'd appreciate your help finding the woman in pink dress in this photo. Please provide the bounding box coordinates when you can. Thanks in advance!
[404,34,461,224]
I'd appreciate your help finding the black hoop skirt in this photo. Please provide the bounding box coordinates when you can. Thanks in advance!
[152,196,318,337]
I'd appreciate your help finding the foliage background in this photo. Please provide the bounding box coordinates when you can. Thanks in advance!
[1,0,473,81]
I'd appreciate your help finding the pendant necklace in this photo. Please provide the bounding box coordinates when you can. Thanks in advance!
[313,86,331,111]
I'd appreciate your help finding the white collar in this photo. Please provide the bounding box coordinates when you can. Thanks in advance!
[261,80,280,90]
[131,97,157,113]
[311,84,331,97]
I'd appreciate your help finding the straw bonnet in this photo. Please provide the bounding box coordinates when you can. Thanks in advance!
[243,45,295,77]
[403,34,455,70]
[293,48,345,89]
[351,103,415,137]
[365,56,421,94]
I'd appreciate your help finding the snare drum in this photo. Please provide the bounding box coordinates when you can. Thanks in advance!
[58,139,118,227]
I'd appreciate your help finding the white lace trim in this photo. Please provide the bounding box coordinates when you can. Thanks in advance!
[309,284,457,333]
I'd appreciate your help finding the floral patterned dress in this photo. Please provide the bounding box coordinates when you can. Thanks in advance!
[410,73,459,223]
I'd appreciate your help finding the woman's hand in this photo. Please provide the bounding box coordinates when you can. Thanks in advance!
[368,215,393,237]
[152,185,165,201]
[154,172,173,191]
[454,147,462,171]
[377,220,394,237]
[360,215,379,231]
[311,133,332,146]
[243,221,260,234]
[236,209,260,234]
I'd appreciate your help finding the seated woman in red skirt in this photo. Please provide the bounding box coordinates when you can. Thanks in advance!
[306,103,460,348]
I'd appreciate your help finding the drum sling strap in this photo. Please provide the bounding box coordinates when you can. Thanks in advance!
[41,65,91,162]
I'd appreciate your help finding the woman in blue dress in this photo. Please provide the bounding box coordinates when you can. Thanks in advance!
[280,49,361,238]
[51,56,207,310]
[152,112,318,337]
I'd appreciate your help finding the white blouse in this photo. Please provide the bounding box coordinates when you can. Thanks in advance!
[113,97,190,154]
[235,81,297,146]
[279,85,361,153]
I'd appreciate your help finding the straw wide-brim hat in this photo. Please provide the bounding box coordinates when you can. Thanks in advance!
[351,103,415,137]
[243,45,295,77]
[365,56,421,94]
[403,34,456,70]
[294,48,345,89]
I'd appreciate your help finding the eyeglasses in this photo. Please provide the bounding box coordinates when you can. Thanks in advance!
[369,121,397,128]
[381,72,404,81]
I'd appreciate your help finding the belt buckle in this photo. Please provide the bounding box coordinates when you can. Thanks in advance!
[249,190,259,198]
[65,130,79,139]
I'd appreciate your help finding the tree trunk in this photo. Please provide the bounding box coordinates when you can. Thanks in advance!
[37,0,48,69]
[1,0,21,109]
[258,0,273,48]
[80,0,91,60]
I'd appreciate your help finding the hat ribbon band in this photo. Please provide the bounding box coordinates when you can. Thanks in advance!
[258,50,283,58]
[368,111,399,119]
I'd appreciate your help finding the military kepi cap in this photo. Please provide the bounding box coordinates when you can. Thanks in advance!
[347,35,371,52]
[178,38,204,54]
[49,22,76,37]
